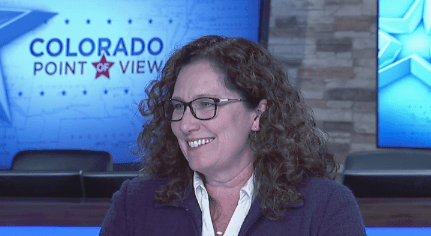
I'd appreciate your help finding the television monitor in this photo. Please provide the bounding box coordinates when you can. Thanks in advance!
[0,0,271,169]
[377,0,431,148]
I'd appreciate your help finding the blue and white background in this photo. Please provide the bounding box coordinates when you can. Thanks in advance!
[1,226,431,236]
[0,0,260,169]
[378,0,431,148]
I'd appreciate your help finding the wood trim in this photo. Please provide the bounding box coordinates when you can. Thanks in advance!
[1,197,431,226]
[0,198,111,226]
[358,198,431,227]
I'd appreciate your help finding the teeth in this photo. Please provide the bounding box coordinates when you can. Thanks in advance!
[188,138,214,148]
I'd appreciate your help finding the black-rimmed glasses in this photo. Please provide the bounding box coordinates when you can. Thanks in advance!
[162,97,245,121]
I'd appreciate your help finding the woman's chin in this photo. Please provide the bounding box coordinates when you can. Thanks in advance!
[187,160,214,175]
[188,162,207,173]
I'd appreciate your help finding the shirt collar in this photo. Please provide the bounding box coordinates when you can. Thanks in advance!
[193,172,205,192]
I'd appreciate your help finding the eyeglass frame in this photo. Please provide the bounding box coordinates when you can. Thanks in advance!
[162,97,246,121]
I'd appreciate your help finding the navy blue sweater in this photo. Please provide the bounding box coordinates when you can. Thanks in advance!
[100,177,366,236]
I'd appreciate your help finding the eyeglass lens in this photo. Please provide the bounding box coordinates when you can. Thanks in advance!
[164,98,217,121]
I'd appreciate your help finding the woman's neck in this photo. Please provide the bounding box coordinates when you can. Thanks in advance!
[203,162,254,236]
[204,162,253,191]
[203,161,253,203]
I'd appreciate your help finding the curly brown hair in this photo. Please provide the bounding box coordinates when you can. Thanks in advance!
[137,35,338,220]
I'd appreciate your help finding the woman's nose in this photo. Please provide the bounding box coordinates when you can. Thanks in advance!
[179,106,199,133]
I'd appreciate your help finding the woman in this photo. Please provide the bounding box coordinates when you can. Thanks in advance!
[100,35,366,236]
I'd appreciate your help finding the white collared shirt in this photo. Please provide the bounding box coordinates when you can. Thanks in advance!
[193,172,254,236]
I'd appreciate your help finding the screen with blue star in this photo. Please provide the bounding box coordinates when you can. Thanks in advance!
[378,0,431,148]
[0,0,262,169]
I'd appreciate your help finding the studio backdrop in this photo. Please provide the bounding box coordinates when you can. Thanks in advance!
[0,0,268,169]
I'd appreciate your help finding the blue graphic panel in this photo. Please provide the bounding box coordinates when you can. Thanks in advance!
[367,227,431,236]
[378,0,431,148]
[0,0,262,168]
[0,227,430,236]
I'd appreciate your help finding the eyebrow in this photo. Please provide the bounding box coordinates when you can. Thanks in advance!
[171,94,221,101]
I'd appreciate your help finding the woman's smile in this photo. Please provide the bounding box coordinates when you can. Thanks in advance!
[187,138,215,148]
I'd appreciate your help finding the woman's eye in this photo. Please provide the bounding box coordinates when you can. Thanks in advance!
[200,101,214,107]
[173,103,184,109]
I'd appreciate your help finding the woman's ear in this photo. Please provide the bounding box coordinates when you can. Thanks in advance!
[252,99,267,131]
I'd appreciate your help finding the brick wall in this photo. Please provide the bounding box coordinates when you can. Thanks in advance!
[268,0,377,169]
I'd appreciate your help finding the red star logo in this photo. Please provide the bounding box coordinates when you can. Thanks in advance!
[92,54,114,79]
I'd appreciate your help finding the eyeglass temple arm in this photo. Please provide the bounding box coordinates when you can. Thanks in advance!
[218,98,243,102]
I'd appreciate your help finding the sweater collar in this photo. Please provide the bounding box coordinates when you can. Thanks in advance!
[238,193,304,235]
[153,180,305,211]
[153,184,203,234]
[153,179,305,234]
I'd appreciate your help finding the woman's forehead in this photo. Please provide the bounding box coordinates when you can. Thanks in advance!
[172,61,237,99]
